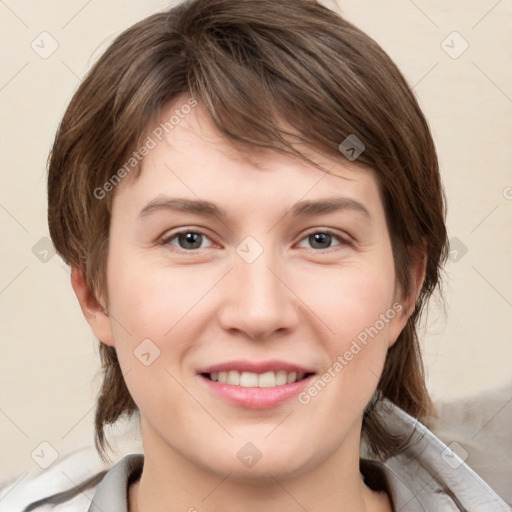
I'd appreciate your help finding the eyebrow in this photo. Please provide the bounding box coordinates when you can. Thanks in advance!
[138,196,371,221]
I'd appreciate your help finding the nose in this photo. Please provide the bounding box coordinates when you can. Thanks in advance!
[217,248,299,340]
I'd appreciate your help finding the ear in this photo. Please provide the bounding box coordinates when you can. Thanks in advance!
[70,265,115,347]
[387,243,427,348]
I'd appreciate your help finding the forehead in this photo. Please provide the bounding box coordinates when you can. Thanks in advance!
[114,96,384,222]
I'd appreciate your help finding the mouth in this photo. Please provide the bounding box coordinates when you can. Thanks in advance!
[196,360,316,408]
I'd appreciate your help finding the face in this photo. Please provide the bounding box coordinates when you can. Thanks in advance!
[81,96,413,482]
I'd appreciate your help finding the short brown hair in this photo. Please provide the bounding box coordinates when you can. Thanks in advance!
[47,0,448,462]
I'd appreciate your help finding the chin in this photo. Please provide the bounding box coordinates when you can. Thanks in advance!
[196,439,320,484]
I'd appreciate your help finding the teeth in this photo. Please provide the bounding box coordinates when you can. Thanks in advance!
[228,370,240,385]
[258,371,276,387]
[240,371,258,387]
[275,370,287,386]
[210,370,307,387]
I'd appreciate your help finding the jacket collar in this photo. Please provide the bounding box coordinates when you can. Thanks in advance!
[361,398,510,511]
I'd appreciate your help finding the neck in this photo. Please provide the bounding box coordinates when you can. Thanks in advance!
[128,421,391,512]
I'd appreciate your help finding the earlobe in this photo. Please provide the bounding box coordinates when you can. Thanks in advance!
[70,266,115,347]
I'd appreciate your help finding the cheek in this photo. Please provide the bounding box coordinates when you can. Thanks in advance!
[104,258,216,415]
[104,261,195,418]
[306,262,397,344]
[300,257,397,401]
[107,257,211,342]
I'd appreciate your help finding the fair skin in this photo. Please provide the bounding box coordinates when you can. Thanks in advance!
[72,96,425,512]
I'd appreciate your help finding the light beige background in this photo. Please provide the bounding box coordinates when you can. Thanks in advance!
[0,0,511,479]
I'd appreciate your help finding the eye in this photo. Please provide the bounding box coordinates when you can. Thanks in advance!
[161,230,215,251]
[297,229,350,250]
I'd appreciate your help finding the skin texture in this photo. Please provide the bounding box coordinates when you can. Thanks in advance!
[72,96,425,512]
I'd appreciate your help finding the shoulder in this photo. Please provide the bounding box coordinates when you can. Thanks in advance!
[431,380,512,506]
[363,397,511,512]
[88,453,143,510]
[1,415,143,511]
[0,446,110,512]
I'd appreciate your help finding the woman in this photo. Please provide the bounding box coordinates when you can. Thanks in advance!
[3,0,509,510]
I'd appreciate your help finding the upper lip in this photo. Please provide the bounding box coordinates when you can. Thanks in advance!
[197,359,316,375]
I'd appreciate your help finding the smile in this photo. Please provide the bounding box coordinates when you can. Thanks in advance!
[196,360,317,408]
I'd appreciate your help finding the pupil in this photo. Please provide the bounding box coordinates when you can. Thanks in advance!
[311,233,330,249]
[180,232,201,249]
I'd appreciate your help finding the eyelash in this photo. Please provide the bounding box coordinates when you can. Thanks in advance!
[160,228,352,252]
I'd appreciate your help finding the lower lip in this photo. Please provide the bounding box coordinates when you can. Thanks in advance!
[198,374,315,409]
